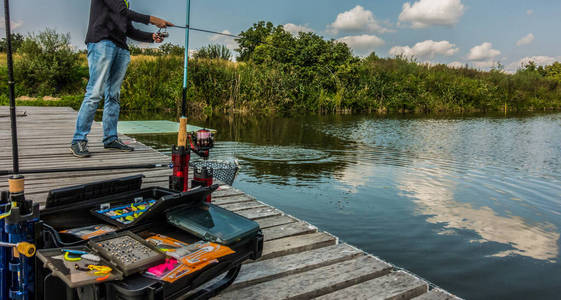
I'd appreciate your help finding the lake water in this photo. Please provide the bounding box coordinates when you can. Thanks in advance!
[130,112,561,299]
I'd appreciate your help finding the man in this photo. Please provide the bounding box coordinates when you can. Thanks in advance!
[70,0,174,158]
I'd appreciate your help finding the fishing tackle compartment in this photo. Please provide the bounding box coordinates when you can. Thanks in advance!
[35,175,263,300]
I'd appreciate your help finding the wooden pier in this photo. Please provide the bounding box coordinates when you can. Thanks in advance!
[0,106,460,299]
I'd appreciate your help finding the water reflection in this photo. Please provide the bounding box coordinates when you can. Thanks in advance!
[399,169,559,262]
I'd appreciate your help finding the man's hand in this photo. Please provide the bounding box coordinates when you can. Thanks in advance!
[150,16,174,28]
[153,33,164,43]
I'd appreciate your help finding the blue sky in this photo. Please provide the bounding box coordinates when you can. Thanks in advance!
[2,0,560,71]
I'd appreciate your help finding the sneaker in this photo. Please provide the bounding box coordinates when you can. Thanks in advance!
[104,139,134,152]
[70,141,91,158]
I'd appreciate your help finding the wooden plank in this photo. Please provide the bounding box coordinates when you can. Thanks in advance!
[261,222,317,241]
[412,288,462,300]
[219,201,267,212]
[0,151,168,165]
[0,154,169,166]
[316,271,428,300]
[213,186,245,199]
[236,206,283,220]
[0,145,155,158]
[260,232,337,261]
[213,194,255,205]
[0,167,167,182]
[216,255,392,300]
[0,170,172,192]
[254,215,297,229]
[0,158,170,174]
[231,244,363,290]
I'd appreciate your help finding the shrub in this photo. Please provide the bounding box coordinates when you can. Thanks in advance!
[14,29,84,96]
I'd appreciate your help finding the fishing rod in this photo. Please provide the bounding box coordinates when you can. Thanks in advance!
[4,0,19,175]
[0,163,172,176]
[169,0,192,192]
[170,25,241,40]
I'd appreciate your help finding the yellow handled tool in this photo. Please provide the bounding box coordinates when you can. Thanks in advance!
[0,241,36,257]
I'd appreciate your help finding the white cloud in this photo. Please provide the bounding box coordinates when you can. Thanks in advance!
[447,61,465,68]
[327,5,391,35]
[467,42,501,61]
[506,56,561,72]
[210,30,233,43]
[389,40,459,60]
[516,33,534,47]
[283,23,313,35]
[0,18,23,30]
[526,9,534,16]
[337,35,385,55]
[209,30,237,49]
[399,0,465,29]
[472,60,499,69]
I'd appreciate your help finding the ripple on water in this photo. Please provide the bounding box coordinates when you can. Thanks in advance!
[236,145,332,164]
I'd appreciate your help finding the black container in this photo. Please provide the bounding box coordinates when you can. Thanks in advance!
[36,175,263,300]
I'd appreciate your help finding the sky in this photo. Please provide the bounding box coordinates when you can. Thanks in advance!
[1,0,561,72]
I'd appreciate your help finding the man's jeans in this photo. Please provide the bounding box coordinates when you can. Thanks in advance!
[72,40,130,145]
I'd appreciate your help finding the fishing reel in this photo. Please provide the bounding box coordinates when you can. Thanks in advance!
[156,28,169,39]
[190,129,214,159]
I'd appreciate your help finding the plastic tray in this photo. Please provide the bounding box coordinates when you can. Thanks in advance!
[90,185,218,229]
[89,231,166,277]
[36,246,123,288]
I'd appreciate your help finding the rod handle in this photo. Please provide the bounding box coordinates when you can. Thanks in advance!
[178,117,188,147]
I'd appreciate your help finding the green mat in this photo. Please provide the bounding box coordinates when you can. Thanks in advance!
[117,120,214,135]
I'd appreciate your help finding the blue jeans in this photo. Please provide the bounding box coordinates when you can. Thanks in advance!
[72,40,130,145]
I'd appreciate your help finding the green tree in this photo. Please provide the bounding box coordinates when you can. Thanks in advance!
[545,62,561,81]
[0,33,25,53]
[128,44,142,55]
[235,21,275,61]
[159,42,185,56]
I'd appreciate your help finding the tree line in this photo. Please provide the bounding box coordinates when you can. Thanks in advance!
[1,23,560,114]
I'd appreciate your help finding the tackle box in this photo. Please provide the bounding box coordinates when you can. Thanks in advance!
[35,175,263,300]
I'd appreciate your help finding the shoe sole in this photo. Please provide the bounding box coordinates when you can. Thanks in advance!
[70,148,91,158]
[104,147,134,152]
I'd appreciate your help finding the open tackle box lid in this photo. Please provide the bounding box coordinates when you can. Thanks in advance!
[41,174,218,230]
[45,175,145,209]
[167,203,260,246]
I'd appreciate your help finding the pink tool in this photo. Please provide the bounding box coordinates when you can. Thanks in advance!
[147,258,178,277]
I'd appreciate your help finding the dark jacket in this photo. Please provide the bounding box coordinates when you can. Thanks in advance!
[85,0,153,50]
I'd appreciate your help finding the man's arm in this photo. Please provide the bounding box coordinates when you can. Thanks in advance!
[103,0,174,28]
[103,0,150,24]
[126,21,154,43]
